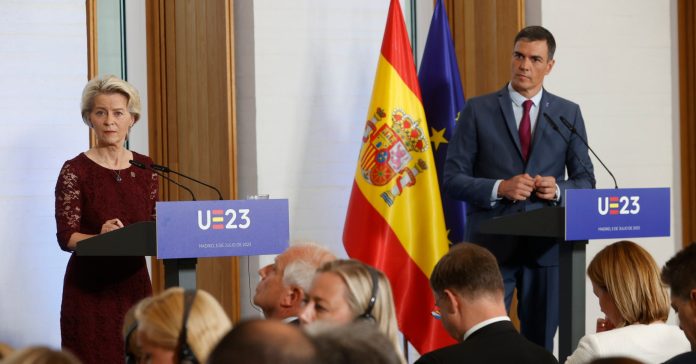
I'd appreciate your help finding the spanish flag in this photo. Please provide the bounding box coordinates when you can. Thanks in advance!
[343,0,455,354]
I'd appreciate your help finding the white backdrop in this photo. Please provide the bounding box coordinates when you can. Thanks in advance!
[0,0,87,348]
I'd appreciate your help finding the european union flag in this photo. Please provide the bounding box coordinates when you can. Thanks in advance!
[418,0,466,245]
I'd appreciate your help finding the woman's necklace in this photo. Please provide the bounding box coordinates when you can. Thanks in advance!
[95,150,125,182]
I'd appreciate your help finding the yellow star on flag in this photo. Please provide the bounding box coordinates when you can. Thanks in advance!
[430,127,448,151]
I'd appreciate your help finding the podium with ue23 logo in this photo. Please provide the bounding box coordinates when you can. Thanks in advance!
[76,199,290,290]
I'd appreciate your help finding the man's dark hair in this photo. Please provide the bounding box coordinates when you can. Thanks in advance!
[307,321,402,364]
[207,319,317,364]
[661,243,696,300]
[514,25,556,60]
[430,243,504,298]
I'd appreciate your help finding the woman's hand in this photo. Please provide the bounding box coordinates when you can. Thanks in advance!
[101,218,124,234]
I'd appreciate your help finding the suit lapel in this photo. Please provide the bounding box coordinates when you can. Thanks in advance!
[497,86,523,160]
[528,90,553,163]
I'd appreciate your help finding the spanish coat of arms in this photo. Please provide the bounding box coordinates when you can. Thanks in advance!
[360,107,429,206]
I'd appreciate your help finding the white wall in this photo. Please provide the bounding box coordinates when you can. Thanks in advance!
[0,0,87,348]
[235,0,394,318]
[538,0,681,333]
[125,0,149,156]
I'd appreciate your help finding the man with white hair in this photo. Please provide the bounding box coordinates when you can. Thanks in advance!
[253,243,336,323]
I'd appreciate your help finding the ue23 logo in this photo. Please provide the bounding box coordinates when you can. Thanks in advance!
[198,209,251,230]
[597,196,640,216]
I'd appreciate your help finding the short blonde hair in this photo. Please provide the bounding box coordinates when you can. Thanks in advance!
[588,240,670,327]
[135,288,232,363]
[80,75,141,126]
[317,260,403,362]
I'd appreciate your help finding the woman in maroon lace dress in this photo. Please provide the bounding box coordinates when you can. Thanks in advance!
[54,76,157,364]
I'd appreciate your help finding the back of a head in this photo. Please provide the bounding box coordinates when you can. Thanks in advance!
[317,259,401,357]
[1,346,80,364]
[587,240,669,326]
[430,243,504,300]
[307,321,402,364]
[662,242,696,300]
[282,243,337,292]
[135,288,232,363]
[207,319,316,364]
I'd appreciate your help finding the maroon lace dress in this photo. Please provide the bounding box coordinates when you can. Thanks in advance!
[55,152,157,364]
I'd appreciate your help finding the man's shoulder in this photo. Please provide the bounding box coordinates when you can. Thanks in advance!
[414,342,468,364]
[542,89,580,109]
[416,324,557,364]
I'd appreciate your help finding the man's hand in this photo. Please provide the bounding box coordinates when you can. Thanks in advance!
[498,174,535,201]
[534,175,557,200]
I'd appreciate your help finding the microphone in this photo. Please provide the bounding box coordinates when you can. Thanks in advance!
[559,115,618,189]
[543,113,596,189]
[150,163,223,200]
[129,160,196,201]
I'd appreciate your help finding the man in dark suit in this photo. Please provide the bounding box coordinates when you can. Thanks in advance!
[416,243,557,364]
[443,25,595,350]
[662,243,696,364]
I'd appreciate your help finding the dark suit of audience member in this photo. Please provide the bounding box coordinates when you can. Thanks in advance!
[415,243,557,364]
[443,26,594,351]
[663,351,696,364]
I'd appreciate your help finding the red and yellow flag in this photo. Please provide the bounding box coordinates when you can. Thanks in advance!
[343,0,455,354]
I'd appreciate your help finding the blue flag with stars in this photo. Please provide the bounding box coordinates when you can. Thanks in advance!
[418,0,466,245]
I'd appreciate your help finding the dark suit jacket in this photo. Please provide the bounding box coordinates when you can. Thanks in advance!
[415,321,558,364]
[443,85,595,266]
[663,351,696,364]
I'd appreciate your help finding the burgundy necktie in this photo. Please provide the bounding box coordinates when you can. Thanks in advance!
[519,99,533,161]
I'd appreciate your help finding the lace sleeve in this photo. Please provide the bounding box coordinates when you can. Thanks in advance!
[55,162,82,252]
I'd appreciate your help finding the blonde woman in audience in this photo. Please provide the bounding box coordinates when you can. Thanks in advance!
[135,287,232,364]
[0,343,14,360]
[1,346,80,364]
[565,240,690,364]
[299,259,405,364]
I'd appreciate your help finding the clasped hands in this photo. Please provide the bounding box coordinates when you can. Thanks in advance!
[100,218,124,234]
[498,174,556,202]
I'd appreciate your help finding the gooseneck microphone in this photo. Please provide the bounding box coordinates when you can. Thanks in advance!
[559,115,618,189]
[129,160,196,201]
[543,113,597,189]
[150,163,223,200]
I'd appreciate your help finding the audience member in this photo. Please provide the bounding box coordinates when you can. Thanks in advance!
[123,299,149,364]
[299,259,405,363]
[254,243,336,323]
[306,321,402,364]
[207,319,316,364]
[565,241,689,364]
[662,243,696,364]
[589,358,644,364]
[135,288,231,364]
[0,343,14,360]
[415,243,557,364]
[1,346,80,364]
